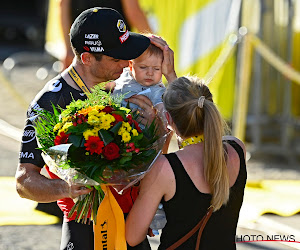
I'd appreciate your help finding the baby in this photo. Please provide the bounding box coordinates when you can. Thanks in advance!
[112,43,165,114]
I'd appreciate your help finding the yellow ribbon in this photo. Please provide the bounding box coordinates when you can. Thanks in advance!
[68,66,91,95]
[94,185,127,250]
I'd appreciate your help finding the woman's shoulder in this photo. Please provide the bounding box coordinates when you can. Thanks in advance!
[148,154,173,178]
[222,135,246,158]
[139,154,175,197]
[142,154,173,186]
[222,136,246,187]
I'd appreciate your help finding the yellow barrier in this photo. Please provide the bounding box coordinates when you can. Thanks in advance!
[233,32,300,141]
[232,33,253,141]
[250,34,300,84]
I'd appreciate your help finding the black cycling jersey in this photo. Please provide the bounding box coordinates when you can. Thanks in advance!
[19,75,151,250]
[19,75,86,167]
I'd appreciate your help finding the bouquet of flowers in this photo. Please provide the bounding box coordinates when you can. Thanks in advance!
[34,85,167,224]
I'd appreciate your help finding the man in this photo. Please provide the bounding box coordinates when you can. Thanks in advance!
[58,0,153,69]
[16,7,176,250]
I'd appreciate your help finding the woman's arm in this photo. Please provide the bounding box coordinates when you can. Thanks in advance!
[121,0,152,33]
[58,0,74,69]
[126,156,169,246]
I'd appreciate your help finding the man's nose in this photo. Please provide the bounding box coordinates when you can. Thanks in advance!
[120,60,129,68]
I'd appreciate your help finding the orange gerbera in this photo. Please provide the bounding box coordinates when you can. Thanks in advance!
[84,136,104,155]
[77,106,94,116]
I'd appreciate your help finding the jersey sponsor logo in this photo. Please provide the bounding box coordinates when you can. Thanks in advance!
[22,124,36,143]
[85,34,99,39]
[83,46,90,51]
[119,30,129,44]
[85,40,102,46]
[117,19,126,32]
[28,102,42,118]
[90,47,104,52]
[49,80,62,92]
[19,151,35,159]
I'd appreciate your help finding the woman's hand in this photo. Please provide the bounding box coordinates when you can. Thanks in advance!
[149,35,177,83]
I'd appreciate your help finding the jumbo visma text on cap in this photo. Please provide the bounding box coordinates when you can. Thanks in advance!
[70,7,150,60]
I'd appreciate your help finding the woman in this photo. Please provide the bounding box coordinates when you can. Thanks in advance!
[126,76,247,249]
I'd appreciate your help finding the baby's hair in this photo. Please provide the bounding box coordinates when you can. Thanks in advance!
[137,33,164,59]
[144,43,163,58]
[163,76,230,211]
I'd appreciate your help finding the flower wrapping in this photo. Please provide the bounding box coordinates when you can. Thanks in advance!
[34,85,168,224]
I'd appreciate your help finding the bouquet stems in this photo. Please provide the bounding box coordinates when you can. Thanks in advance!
[68,186,105,224]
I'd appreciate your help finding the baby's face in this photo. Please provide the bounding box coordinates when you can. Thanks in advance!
[130,52,163,87]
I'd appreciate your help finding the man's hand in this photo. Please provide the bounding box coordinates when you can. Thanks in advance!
[68,184,93,199]
[125,95,157,126]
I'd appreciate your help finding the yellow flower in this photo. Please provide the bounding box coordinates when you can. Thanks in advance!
[120,107,131,113]
[62,122,73,132]
[122,131,131,143]
[62,116,72,123]
[88,109,99,117]
[99,114,115,130]
[88,115,100,125]
[53,123,62,132]
[92,127,100,134]
[118,127,126,135]
[100,121,111,130]
[107,114,115,123]
[94,105,105,111]
[83,129,97,140]
[132,129,138,137]
[122,122,132,132]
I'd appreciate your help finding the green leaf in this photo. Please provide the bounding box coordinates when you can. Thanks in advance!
[120,156,132,164]
[51,103,61,123]
[109,121,122,136]
[133,133,143,141]
[68,134,84,147]
[98,130,114,146]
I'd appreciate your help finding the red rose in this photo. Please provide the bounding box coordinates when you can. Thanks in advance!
[112,113,124,123]
[54,131,70,145]
[133,120,142,133]
[102,106,114,113]
[102,142,120,160]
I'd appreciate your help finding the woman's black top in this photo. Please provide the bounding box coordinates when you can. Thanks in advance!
[159,140,247,250]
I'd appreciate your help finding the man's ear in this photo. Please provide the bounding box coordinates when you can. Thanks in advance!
[128,60,133,72]
[80,52,93,65]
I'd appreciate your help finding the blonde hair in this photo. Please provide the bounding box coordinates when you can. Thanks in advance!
[163,76,230,210]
